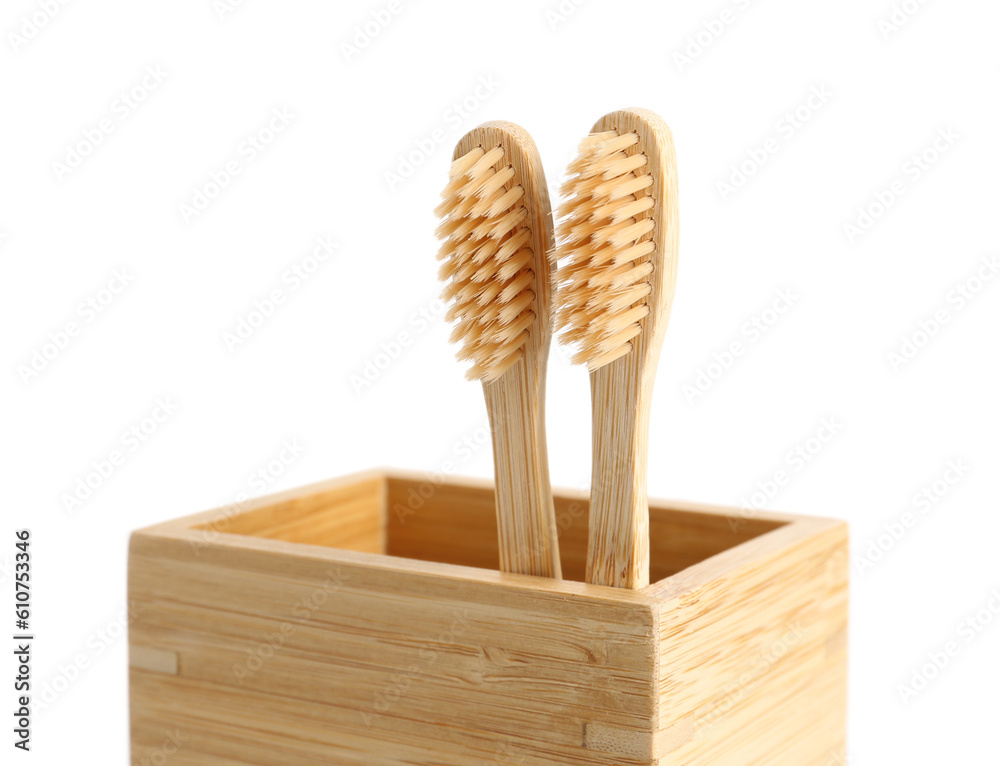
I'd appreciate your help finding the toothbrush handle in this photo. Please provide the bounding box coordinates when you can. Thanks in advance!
[483,355,561,579]
[587,358,652,589]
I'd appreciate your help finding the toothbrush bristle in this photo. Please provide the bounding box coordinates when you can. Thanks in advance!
[436,145,537,382]
[554,130,656,370]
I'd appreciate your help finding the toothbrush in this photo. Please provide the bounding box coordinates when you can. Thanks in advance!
[554,108,678,589]
[435,121,562,579]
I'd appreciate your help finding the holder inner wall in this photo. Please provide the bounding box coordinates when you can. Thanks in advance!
[194,474,785,585]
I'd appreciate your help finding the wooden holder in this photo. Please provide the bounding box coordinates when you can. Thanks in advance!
[129,470,848,765]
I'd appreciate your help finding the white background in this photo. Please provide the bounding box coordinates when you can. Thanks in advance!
[2,0,998,763]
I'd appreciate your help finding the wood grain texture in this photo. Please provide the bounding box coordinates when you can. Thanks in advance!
[454,122,561,579]
[129,471,847,765]
[584,109,680,589]
[648,517,849,764]
[383,472,784,584]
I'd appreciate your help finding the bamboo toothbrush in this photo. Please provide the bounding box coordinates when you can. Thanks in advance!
[554,108,678,589]
[435,121,562,579]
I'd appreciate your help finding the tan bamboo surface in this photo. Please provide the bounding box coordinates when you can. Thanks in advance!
[554,109,679,589]
[129,470,847,765]
[439,122,561,578]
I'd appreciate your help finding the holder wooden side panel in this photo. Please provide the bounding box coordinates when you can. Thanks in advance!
[128,471,848,765]
[650,519,849,764]
[129,525,658,764]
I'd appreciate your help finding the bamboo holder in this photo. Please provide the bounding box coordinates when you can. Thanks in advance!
[128,470,848,765]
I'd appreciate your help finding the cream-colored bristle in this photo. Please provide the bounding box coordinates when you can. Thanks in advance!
[436,145,538,382]
[554,129,656,370]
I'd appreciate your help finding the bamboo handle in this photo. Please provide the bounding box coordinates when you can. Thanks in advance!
[484,356,561,578]
[586,359,652,589]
